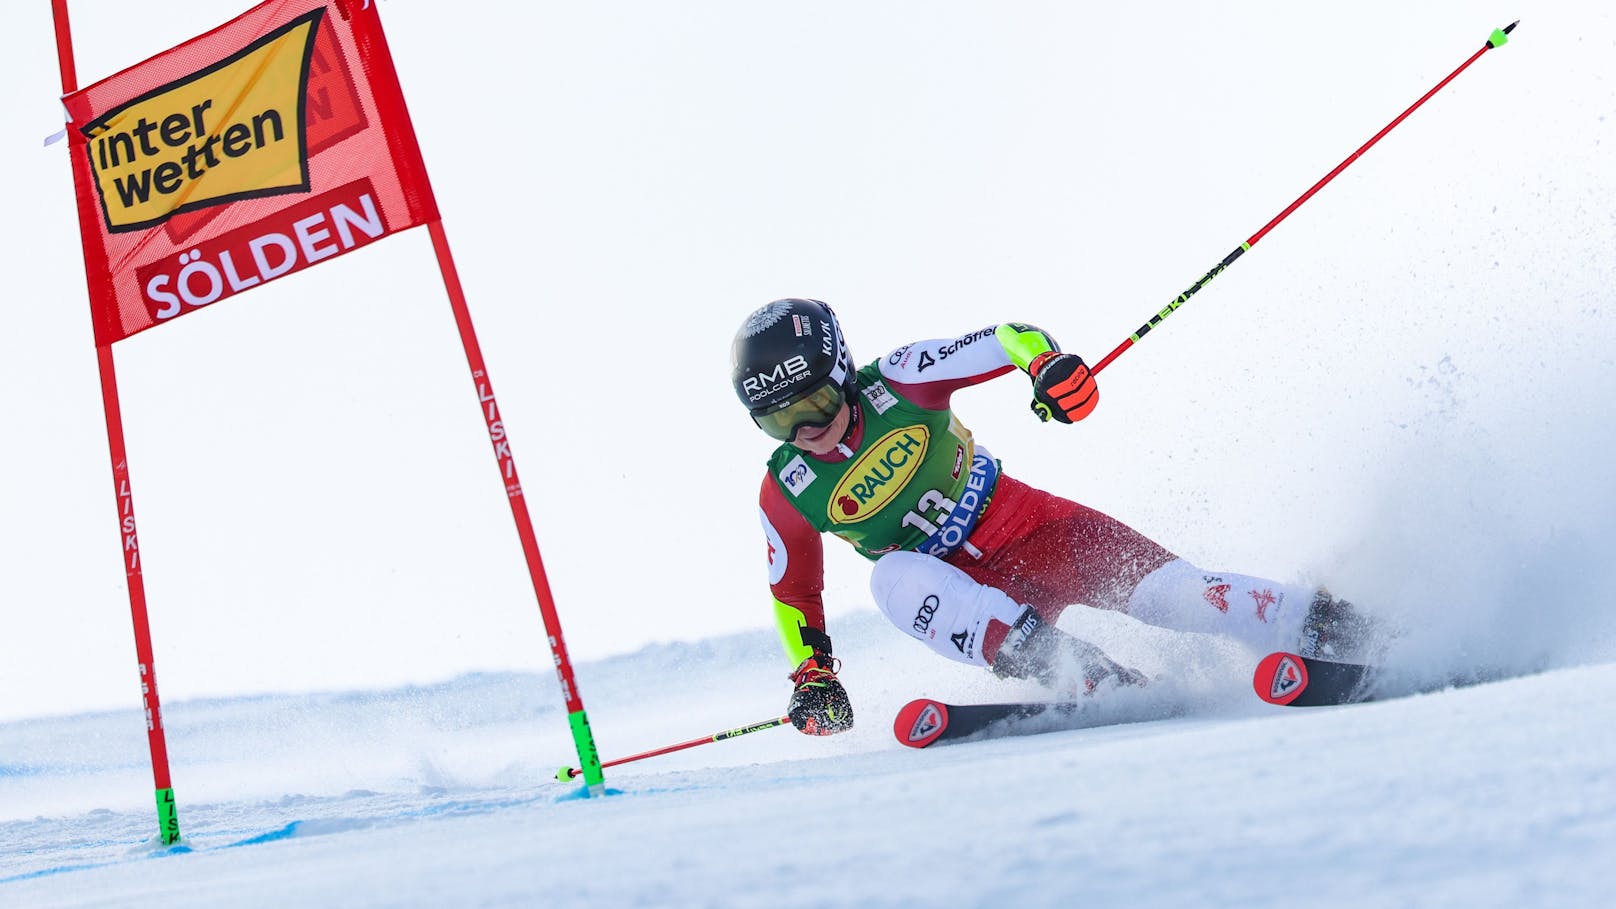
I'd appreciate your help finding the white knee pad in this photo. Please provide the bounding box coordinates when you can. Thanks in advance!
[1125,558,1313,653]
[869,551,1026,668]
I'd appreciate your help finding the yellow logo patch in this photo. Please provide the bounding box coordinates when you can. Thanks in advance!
[81,10,324,233]
[828,426,930,525]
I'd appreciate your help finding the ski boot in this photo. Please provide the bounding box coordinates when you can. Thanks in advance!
[1299,589,1381,663]
[990,607,1148,694]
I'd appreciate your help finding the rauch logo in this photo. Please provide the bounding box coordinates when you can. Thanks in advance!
[827,425,930,525]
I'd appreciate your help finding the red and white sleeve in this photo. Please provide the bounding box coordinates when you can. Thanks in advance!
[759,474,830,656]
[876,325,1019,410]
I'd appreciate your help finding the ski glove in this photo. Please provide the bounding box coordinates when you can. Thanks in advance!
[787,653,854,735]
[1028,351,1098,423]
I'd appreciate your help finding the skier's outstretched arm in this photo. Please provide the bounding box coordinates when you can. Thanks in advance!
[759,475,853,735]
[877,322,1099,422]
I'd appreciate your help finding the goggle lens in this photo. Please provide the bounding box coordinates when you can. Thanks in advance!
[751,381,847,442]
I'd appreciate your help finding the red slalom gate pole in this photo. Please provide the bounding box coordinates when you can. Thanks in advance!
[345,2,606,792]
[424,220,606,793]
[51,0,182,846]
[1089,21,1518,376]
[557,716,792,781]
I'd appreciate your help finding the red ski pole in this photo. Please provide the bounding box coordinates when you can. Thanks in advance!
[557,716,791,781]
[1090,21,1518,376]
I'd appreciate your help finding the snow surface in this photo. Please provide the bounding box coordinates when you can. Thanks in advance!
[5,615,1614,908]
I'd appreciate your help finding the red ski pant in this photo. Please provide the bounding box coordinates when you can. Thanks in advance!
[945,473,1177,658]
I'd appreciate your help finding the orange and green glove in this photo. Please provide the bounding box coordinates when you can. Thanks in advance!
[1028,351,1098,423]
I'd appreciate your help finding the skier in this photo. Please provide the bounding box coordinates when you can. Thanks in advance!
[733,299,1372,735]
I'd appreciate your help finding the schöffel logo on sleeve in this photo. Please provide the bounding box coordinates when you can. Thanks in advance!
[79,10,325,233]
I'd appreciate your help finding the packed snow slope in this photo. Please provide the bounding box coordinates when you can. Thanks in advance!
[4,612,1614,909]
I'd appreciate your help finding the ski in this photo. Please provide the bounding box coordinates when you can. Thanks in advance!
[1254,651,1375,707]
[897,653,1377,749]
[893,697,1092,748]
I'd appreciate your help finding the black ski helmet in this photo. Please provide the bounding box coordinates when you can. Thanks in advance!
[731,299,856,442]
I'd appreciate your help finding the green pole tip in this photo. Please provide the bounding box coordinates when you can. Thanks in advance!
[1489,21,1517,48]
[556,765,576,782]
[154,788,181,845]
[567,710,606,788]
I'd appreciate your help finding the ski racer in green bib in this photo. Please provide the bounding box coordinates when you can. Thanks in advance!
[733,299,1376,735]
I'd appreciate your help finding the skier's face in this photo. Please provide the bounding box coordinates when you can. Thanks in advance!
[790,401,851,455]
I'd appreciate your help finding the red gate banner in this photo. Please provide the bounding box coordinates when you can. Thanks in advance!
[62,0,438,345]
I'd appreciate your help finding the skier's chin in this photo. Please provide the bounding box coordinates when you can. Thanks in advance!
[793,423,837,453]
[792,405,851,454]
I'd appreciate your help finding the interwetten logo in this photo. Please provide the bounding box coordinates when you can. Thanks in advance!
[80,10,324,233]
[827,425,929,525]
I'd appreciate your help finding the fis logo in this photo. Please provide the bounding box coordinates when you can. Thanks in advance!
[779,455,816,497]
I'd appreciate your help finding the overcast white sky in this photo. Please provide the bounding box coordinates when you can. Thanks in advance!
[3,1,1612,721]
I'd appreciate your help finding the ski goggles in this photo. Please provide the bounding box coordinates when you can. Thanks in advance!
[750,379,848,442]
